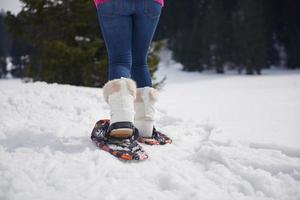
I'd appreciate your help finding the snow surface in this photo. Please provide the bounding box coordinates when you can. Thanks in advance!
[1,57,300,199]
[157,50,300,149]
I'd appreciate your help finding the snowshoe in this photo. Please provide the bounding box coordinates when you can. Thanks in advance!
[91,119,148,161]
[138,127,172,145]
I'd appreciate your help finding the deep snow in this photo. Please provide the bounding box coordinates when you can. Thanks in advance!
[0,57,300,200]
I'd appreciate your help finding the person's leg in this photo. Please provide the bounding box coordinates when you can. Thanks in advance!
[97,2,133,80]
[131,0,162,88]
[92,1,150,160]
[97,2,136,137]
[132,0,163,137]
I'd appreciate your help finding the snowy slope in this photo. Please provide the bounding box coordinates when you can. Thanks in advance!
[1,61,300,199]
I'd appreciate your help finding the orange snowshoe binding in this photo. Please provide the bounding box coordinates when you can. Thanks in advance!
[138,127,172,145]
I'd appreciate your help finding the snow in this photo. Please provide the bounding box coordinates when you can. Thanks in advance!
[1,56,300,199]
[156,50,300,148]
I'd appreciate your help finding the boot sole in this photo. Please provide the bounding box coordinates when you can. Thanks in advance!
[110,128,133,138]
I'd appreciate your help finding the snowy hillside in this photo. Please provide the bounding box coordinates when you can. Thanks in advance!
[1,59,300,199]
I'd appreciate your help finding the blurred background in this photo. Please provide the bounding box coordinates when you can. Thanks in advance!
[0,0,300,87]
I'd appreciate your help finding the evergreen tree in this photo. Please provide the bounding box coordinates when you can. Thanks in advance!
[5,0,162,87]
[0,12,11,58]
[201,0,226,73]
[281,0,300,69]
[156,0,300,73]
[5,0,108,86]
[231,0,267,74]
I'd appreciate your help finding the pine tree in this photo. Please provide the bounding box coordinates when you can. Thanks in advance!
[281,0,300,69]
[0,12,11,58]
[232,0,267,74]
[5,0,162,86]
[201,0,226,73]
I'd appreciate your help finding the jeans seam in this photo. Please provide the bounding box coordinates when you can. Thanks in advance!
[144,0,147,15]
[132,0,135,12]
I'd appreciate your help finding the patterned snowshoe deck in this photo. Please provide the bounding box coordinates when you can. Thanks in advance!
[91,119,148,161]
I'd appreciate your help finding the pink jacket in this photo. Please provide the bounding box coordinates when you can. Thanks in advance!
[94,0,164,8]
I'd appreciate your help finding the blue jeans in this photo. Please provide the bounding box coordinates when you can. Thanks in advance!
[97,0,162,88]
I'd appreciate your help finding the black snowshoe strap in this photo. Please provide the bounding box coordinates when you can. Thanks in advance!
[108,121,134,132]
[106,121,139,139]
[91,120,140,141]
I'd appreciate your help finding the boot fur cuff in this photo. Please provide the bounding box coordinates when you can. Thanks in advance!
[103,78,137,103]
[135,87,158,103]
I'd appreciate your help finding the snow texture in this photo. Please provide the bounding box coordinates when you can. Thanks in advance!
[1,58,300,200]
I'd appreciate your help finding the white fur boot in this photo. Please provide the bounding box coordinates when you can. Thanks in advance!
[103,77,137,138]
[134,87,158,137]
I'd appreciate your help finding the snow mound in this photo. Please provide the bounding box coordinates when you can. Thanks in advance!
[0,79,300,200]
